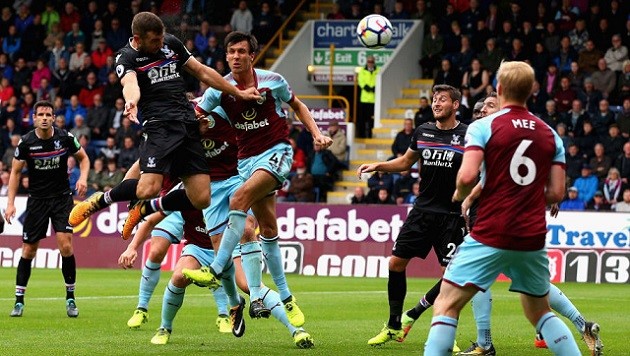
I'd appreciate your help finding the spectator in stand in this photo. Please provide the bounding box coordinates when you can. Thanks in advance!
[87,157,105,195]
[367,171,393,201]
[326,3,346,20]
[325,121,347,163]
[543,21,561,57]
[117,136,139,173]
[107,97,124,137]
[105,17,129,51]
[391,118,414,159]
[307,142,338,202]
[602,124,626,160]
[559,186,585,211]
[97,55,114,85]
[253,1,281,45]
[87,94,109,140]
[575,121,598,159]
[462,58,489,105]
[540,100,562,129]
[542,63,560,97]
[392,170,414,205]
[31,59,52,93]
[372,188,395,205]
[555,0,579,33]
[554,36,576,75]
[567,62,585,92]
[49,38,70,71]
[78,134,97,166]
[114,117,138,148]
[485,2,499,34]
[419,23,443,78]
[286,164,315,202]
[590,143,612,181]
[64,22,86,53]
[69,42,89,73]
[89,18,106,52]
[60,2,80,33]
[402,181,420,204]
[101,71,122,107]
[471,19,491,55]
[577,40,602,75]
[592,58,617,100]
[577,78,603,116]
[51,58,76,100]
[230,0,253,34]
[506,37,527,63]
[346,2,363,21]
[434,58,461,89]
[585,3,602,35]
[603,167,623,208]
[590,99,616,140]
[562,99,588,137]
[98,136,119,163]
[0,170,9,196]
[527,81,549,117]
[78,72,103,109]
[203,36,225,69]
[592,18,613,52]
[530,43,550,84]
[64,95,87,129]
[443,20,463,56]
[2,134,20,169]
[0,77,14,105]
[0,7,13,39]
[615,141,630,185]
[412,0,433,34]
[194,21,214,54]
[67,155,81,195]
[13,5,32,36]
[414,96,434,127]
[586,190,610,211]
[0,105,20,136]
[477,38,502,80]
[496,20,516,54]
[91,39,113,70]
[44,21,64,51]
[568,18,589,53]
[0,53,13,82]
[574,164,599,203]
[100,158,124,192]
[351,186,368,204]
[2,25,20,62]
[389,1,410,20]
[41,2,60,33]
[70,114,90,139]
[605,34,628,73]
[556,122,573,152]
[21,14,46,62]
[614,188,630,212]
[54,115,66,130]
[551,77,577,112]
[618,98,630,138]
[617,60,630,102]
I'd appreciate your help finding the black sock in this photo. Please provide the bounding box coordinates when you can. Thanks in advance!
[62,255,76,300]
[158,189,196,212]
[387,269,406,329]
[16,257,32,304]
[104,179,139,204]
[407,278,442,319]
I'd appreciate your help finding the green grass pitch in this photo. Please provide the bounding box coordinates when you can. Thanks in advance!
[0,268,626,355]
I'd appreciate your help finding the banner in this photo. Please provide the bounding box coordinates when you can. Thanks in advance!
[0,197,628,283]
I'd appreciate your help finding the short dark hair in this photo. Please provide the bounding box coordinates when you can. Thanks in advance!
[33,100,54,113]
[432,84,461,102]
[131,12,164,37]
[224,31,258,54]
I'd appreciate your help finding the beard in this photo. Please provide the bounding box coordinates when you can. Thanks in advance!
[433,107,453,122]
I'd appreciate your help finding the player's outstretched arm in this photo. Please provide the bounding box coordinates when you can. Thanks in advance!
[4,158,24,224]
[118,212,166,269]
[357,148,419,178]
[289,97,332,148]
[184,57,260,101]
[121,72,141,124]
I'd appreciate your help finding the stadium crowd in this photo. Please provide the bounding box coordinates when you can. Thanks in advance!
[331,0,630,211]
[2,0,630,210]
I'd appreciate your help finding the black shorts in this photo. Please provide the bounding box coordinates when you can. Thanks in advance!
[139,120,208,178]
[23,194,74,243]
[392,208,465,266]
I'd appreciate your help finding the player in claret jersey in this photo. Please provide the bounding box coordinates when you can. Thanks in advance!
[425,61,581,356]
[183,31,331,328]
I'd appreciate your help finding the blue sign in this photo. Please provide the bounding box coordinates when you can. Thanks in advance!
[312,20,416,49]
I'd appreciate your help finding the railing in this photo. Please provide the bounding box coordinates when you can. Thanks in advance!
[253,0,309,67]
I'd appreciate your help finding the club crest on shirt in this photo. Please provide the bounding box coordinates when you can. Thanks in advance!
[256,91,267,105]
[147,157,156,168]
[160,44,174,58]
[451,134,461,146]
[54,140,62,150]
[242,108,257,120]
